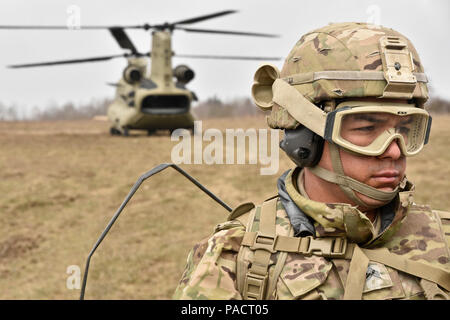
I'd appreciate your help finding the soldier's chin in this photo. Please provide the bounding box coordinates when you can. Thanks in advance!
[368,181,400,192]
[376,186,396,192]
[353,192,392,211]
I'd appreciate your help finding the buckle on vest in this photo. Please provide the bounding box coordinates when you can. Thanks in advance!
[250,232,278,253]
[243,272,268,300]
[304,236,347,258]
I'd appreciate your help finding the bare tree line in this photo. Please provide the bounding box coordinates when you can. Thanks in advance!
[192,96,267,119]
[0,98,111,121]
[0,94,449,122]
[425,96,450,114]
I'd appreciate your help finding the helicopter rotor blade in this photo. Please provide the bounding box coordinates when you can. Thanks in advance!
[7,53,129,68]
[0,25,100,30]
[0,25,79,30]
[0,25,146,30]
[170,10,237,26]
[106,82,122,87]
[173,26,279,38]
[0,10,238,30]
[175,53,281,61]
[0,11,279,38]
[109,27,138,54]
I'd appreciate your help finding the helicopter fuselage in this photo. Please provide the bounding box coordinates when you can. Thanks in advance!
[107,78,195,133]
[3,11,280,137]
[108,31,196,135]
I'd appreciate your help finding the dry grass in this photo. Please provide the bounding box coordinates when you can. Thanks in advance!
[0,115,449,300]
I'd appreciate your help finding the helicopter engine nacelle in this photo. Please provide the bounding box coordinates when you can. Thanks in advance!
[173,65,195,84]
[123,66,143,84]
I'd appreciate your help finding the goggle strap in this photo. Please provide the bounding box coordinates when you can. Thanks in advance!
[272,79,327,137]
[424,116,432,145]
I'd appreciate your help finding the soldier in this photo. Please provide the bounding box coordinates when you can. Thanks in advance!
[173,22,450,300]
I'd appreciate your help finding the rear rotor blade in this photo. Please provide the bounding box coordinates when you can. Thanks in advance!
[109,28,138,54]
[174,26,279,37]
[8,53,128,68]
[171,10,237,25]
[175,54,281,61]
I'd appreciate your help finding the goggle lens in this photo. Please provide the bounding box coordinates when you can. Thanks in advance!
[329,106,431,156]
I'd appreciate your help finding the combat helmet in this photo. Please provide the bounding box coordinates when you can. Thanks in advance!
[251,22,431,208]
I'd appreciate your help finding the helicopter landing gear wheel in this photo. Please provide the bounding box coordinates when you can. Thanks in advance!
[147,129,156,136]
[122,127,129,137]
[110,127,121,135]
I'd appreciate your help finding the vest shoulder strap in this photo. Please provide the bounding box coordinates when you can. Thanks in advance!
[238,199,450,300]
[432,209,450,262]
[236,195,294,300]
[242,197,278,300]
[434,210,450,220]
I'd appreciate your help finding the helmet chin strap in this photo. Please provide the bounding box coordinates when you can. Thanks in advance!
[308,143,406,209]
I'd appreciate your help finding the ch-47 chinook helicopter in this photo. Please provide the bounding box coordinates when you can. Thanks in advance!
[1,10,280,136]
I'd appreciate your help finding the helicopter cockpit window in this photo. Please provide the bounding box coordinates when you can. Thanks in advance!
[140,95,190,115]
[140,79,158,89]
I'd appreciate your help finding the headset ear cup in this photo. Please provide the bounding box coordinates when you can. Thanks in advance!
[280,126,324,167]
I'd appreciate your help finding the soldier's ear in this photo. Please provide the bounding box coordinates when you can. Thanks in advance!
[251,64,280,111]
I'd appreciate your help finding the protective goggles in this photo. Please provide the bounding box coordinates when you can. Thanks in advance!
[271,79,432,157]
[324,101,432,156]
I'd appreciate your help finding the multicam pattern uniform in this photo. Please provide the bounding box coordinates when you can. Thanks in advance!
[263,22,429,129]
[174,23,447,300]
[173,168,450,300]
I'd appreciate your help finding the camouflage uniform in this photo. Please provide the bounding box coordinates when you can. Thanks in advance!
[173,23,450,300]
[173,167,450,300]
[261,22,428,130]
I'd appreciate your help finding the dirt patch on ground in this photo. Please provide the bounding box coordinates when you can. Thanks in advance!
[0,235,43,261]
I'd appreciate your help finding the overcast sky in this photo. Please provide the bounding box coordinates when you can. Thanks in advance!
[0,0,448,117]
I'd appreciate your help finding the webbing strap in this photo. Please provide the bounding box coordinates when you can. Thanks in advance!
[236,207,257,295]
[434,210,450,255]
[360,247,450,291]
[309,164,399,203]
[272,78,327,136]
[343,245,369,300]
[243,198,277,300]
[242,232,348,258]
[242,232,450,292]
[435,210,450,220]
[328,144,369,208]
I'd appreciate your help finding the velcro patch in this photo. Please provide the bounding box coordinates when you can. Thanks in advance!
[363,262,393,293]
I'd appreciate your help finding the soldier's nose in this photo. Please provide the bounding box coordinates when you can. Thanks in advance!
[378,139,402,160]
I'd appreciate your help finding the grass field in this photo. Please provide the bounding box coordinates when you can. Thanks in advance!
[0,114,449,300]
